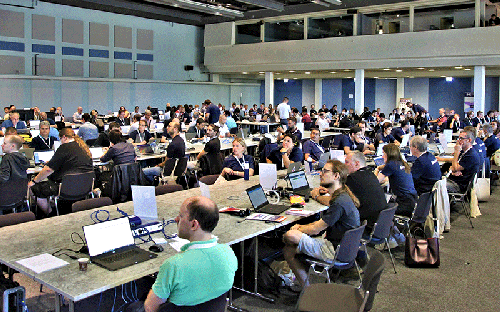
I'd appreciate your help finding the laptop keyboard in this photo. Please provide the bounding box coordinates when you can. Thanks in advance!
[100,249,140,263]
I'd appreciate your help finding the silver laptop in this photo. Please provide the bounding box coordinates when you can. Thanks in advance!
[82,217,157,271]
[288,170,312,197]
[185,132,196,141]
[19,148,35,160]
[400,134,410,147]
[287,161,302,173]
[34,150,54,165]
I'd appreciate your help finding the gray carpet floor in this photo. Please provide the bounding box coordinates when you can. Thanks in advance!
[10,185,500,312]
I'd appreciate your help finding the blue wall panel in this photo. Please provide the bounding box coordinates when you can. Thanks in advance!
[274,79,302,109]
[137,53,154,62]
[89,49,109,58]
[364,78,376,111]
[114,51,133,60]
[322,79,342,110]
[0,41,24,52]
[342,79,355,111]
[428,77,472,118]
[62,47,84,56]
[32,44,55,54]
[260,80,265,105]
[485,77,499,114]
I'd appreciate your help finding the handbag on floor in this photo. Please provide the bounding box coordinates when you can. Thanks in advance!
[405,216,440,268]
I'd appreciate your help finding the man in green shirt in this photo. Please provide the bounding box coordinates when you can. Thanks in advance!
[127,196,237,312]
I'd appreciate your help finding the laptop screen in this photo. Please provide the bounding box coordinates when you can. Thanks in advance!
[247,185,268,209]
[289,171,309,190]
[34,151,54,164]
[89,147,104,159]
[83,217,135,257]
[374,157,385,167]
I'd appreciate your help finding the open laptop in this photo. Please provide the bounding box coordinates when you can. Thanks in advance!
[137,144,154,154]
[288,170,312,197]
[29,120,40,130]
[287,161,302,173]
[89,147,105,160]
[400,134,410,148]
[246,184,289,215]
[185,132,196,141]
[373,156,385,167]
[82,217,157,271]
[19,148,35,160]
[317,152,330,169]
[34,151,54,165]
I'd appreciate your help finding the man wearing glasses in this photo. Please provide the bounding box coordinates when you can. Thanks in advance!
[440,129,481,193]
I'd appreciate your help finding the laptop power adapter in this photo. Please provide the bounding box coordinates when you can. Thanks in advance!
[131,222,163,238]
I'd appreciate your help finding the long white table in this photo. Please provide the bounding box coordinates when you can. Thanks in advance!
[0,173,323,312]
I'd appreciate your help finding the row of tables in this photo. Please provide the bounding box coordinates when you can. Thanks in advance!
[0,172,324,312]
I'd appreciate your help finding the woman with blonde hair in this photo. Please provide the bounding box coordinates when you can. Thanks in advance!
[221,138,255,180]
[375,143,417,217]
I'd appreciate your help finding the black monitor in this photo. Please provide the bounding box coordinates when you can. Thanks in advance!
[16,109,34,122]
[46,112,55,121]
[150,107,159,116]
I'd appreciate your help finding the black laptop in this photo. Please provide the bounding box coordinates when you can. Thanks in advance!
[82,217,157,271]
[288,170,312,197]
[246,185,289,215]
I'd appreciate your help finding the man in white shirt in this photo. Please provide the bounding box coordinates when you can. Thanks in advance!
[277,97,291,126]
[215,115,230,138]
[316,112,330,132]
[141,110,156,132]
[73,106,84,123]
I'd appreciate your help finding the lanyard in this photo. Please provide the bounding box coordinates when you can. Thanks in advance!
[39,135,51,149]
[137,132,145,142]
[234,155,246,170]
[312,140,324,153]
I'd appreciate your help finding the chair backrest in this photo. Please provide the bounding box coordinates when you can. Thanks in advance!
[155,184,183,196]
[72,197,113,213]
[0,211,36,228]
[334,222,367,264]
[0,178,28,208]
[59,171,95,201]
[162,158,177,177]
[412,190,435,224]
[199,174,219,185]
[371,204,397,239]
[111,162,151,203]
[173,156,188,177]
[199,153,223,176]
[361,249,386,311]
[158,292,228,312]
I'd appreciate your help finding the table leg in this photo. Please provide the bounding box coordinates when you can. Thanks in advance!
[69,299,75,312]
[54,293,61,312]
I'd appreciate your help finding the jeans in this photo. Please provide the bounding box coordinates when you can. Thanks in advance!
[143,166,162,183]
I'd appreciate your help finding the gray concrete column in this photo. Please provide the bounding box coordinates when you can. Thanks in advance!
[397,78,405,108]
[315,79,322,108]
[354,69,364,115]
[474,65,485,113]
[265,72,274,106]
[211,74,220,83]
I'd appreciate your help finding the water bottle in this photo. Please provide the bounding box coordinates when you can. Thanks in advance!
[244,162,249,180]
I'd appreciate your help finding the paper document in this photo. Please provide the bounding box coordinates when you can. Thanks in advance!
[199,181,210,198]
[132,185,158,220]
[16,253,69,274]
[259,163,277,190]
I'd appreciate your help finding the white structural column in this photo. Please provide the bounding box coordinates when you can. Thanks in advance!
[211,74,220,83]
[397,78,405,108]
[315,79,322,108]
[265,72,274,106]
[409,6,414,32]
[354,69,364,115]
[474,66,486,114]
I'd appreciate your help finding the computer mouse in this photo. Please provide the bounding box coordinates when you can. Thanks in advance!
[149,245,164,253]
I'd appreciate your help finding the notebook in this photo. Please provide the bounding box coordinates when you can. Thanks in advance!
[82,217,157,271]
[246,184,289,215]
[288,170,312,197]
[34,151,54,165]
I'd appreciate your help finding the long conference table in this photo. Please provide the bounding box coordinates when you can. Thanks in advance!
[0,172,324,312]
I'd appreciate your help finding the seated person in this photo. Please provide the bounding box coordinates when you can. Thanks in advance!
[29,121,56,151]
[128,120,152,146]
[315,113,330,132]
[29,128,94,215]
[391,120,411,143]
[0,135,29,186]
[283,160,360,287]
[302,129,324,163]
[221,138,255,180]
[277,117,302,142]
[94,122,120,147]
[1,112,27,130]
[266,134,303,170]
[196,124,220,162]
[141,110,156,132]
[160,117,180,143]
[116,109,129,126]
[78,113,99,143]
[483,123,500,157]
[409,136,442,195]
[342,151,387,234]
[39,112,56,126]
[357,121,375,152]
[100,130,136,166]
[126,196,237,312]
[375,143,418,217]
[187,118,207,138]
[73,107,84,123]
[143,122,185,183]
[338,126,366,154]
[447,114,465,132]
[214,115,230,138]
[129,114,142,134]
[376,122,399,147]
[445,129,481,193]
[429,108,447,132]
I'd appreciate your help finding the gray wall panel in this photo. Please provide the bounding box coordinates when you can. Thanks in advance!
[62,19,84,44]
[137,29,154,50]
[62,59,84,77]
[89,61,109,78]
[89,22,109,47]
[0,10,24,38]
[114,26,132,49]
[32,15,55,41]
[0,56,25,75]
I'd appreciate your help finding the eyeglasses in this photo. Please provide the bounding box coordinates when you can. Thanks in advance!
[458,137,468,141]
[321,168,333,174]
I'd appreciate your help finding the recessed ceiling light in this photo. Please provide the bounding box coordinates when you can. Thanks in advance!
[259,71,264,74]
[242,72,248,74]
[344,69,351,72]
[276,78,281,80]
[454,66,463,69]
[396,69,403,72]
[464,68,471,71]
[429,69,435,71]
[259,73,264,75]
[410,76,414,78]
[293,78,297,79]
[383,68,391,71]
[347,76,352,79]
[289,70,295,73]
[446,77,453,82]
[276,72,281,74]
[330,71,336,74]
[305,72,311,74]
[284,78,289,82]
[374,76,379,79]
[440,75,446,77]
[417,67,425,70]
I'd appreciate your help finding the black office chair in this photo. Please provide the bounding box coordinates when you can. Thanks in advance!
[55,172,95,215]
[199,174,219,186]
[72,197,113,213]
[0,178,29,214]
[155,184,183,196]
